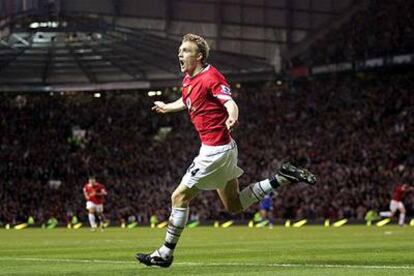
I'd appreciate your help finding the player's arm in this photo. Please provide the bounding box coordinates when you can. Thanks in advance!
[83,188,90,200]
[152,98,186,113]
[96,188,108,196]
[224,100,239,132]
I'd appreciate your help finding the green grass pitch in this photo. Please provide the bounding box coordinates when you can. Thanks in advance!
[1,226,414,275]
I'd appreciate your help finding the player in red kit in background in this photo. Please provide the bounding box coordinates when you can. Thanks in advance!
[83,176,107,231]
[380,183,413,226]
[136,33,316,268]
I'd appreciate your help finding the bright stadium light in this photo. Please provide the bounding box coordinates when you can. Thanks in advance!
[93,93,101,98]
[29,22,39,28]
[29,21,60,29]
[148,91,156,97]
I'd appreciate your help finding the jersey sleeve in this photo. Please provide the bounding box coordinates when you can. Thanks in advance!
[209,77,233,104]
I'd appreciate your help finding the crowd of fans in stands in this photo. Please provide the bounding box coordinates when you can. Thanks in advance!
[296,0,414,66]
[1,70,413,225]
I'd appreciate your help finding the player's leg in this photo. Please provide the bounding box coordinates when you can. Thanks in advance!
[89,210,98,230]
[217,177,277,213]
[217,163,316,213]
[95,205,105,229]
[157,184,199,256]
[136,183,200,267]
[86,202,98,230]
[216,178,243,213]
[379,211,392,217]
[398,202,406,226]
[265,209,274,228]
[381,200,397,218]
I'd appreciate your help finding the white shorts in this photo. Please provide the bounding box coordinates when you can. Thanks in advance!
[181,139,244,190]
[86,201,104,213]
[390,200,404,213]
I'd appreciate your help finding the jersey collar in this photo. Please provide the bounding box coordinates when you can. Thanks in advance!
[186,64,210,79]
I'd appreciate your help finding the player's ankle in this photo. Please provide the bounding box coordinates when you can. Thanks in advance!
[269,174,291,188]
[156,244,174,259]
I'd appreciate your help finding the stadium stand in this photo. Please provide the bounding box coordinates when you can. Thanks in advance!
[295,0,414,66]
[1,70,413,225]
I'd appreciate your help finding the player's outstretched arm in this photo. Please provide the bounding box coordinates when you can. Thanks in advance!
[224,100,239,132]
[97,188,108,196]
[152,98,186,113]
[83,190,90,200]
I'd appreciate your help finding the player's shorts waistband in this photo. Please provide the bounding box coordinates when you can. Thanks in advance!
[200,139,236,156]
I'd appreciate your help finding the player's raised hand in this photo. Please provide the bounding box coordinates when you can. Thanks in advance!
[152,101,168,113]
[225,117,238,132]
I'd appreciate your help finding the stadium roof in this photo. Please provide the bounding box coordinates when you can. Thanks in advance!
[0,0,356,92]
[0,15,274,92]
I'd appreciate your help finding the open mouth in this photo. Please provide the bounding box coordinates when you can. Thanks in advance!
[179,60,184,67]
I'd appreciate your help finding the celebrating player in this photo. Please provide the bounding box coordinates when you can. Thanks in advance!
[83,176,107,231]
[380,183,413,226]
[136,33,316,267]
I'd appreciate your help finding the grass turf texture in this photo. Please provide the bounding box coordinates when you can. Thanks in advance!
[0,226,413,275]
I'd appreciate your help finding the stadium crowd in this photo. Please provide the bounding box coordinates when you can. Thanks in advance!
[1,70,413,225]
[296,0,414,66]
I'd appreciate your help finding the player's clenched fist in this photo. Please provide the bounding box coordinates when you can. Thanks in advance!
[152,101,168,113]
[225,117,238,132]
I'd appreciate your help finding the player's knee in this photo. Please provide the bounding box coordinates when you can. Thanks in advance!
[171,190,190,207]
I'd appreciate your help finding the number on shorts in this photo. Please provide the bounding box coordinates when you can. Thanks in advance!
[191,168,200,176]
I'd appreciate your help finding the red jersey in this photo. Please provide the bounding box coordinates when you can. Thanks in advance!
[181,65,233,146]
[83,182,107,204]
[392,184,408,201]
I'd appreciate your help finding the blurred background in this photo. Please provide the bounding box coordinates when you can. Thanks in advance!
[0,0,413,227]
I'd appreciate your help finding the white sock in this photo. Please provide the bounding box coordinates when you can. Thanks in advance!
[380,211,392,217]
[88,213,97,228]
[239,179,276,210]
[399,213,405,225]
[152,245,172,259]
[153,207,189,258]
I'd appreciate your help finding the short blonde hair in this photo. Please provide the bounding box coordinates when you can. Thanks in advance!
[182,33,210,64]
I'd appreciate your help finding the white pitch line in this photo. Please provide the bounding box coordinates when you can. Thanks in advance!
[0,257,413,270]
[181,262,414,270]
[0,257,132,265]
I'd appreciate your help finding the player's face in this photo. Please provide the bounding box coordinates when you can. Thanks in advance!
[178,41,202,75]
[89,178,96,185]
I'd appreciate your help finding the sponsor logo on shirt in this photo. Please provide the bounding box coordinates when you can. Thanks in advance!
[220,85,231,95]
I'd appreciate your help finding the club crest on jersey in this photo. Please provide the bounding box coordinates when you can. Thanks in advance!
[186,98,192,110]
[220,85,231,95]
[186,98,196,112]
